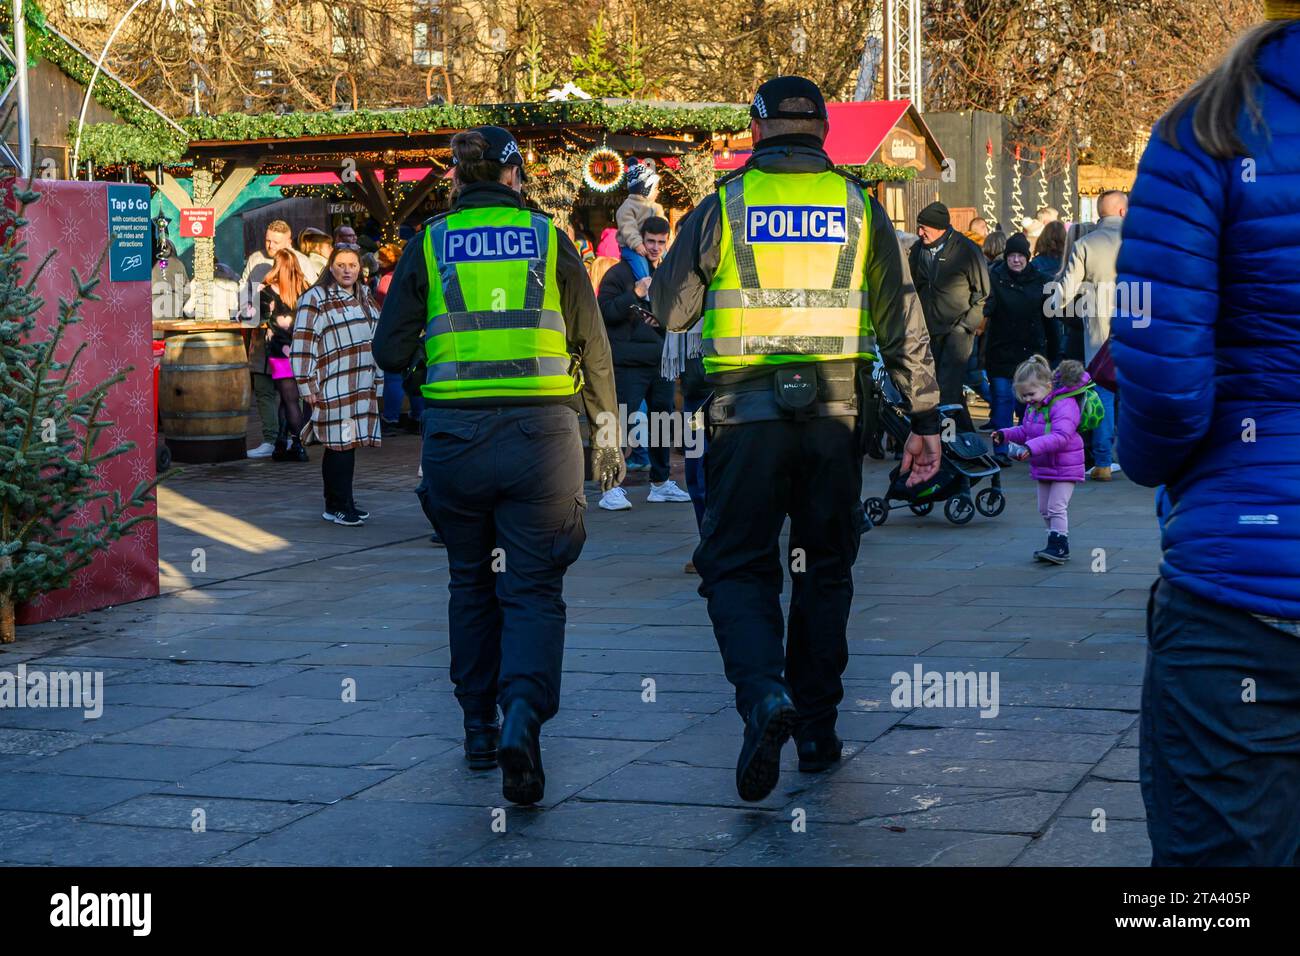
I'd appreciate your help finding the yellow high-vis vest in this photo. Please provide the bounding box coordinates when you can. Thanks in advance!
[702,168,876,375]
[422,206,580,401]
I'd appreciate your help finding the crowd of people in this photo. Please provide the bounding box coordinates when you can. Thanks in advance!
[149,2,1300,863]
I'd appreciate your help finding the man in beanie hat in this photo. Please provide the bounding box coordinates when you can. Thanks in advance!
[652,74,941,802]
[909,201,991,432]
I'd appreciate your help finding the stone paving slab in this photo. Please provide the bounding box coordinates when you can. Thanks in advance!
[1013,817,1152,867]
[85,795,326,833]
[714,821,1032,866]
[457,834,719,867]
[23,742,240,781]
[1,433,1163,866]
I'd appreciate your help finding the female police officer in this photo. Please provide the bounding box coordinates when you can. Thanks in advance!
[373,126,623,805]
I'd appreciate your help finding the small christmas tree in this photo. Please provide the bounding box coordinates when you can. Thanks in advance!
[0,176,163,643]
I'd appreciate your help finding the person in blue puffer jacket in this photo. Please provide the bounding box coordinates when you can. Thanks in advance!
[1114,2,1300,866]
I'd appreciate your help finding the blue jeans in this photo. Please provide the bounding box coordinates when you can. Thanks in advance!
[621,246,650,280]
[383,372,405,421]
[964,346,990,402]
[988,377,1023,431]
[1092,386,1116,468]
[627,398,651,467]
[683,396,708,531]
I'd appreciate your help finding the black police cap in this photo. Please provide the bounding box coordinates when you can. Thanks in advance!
[750,76,829,121]
[454,125,527,178]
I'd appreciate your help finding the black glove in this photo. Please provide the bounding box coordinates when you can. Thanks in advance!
[590,444,626,493]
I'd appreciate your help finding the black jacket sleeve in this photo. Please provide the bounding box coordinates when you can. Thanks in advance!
[652,193,724,332]
[866,197,942,435]
[597,262,640,331]
[372,232,429,374]
[554,232,618,432]
[961,240,992,334]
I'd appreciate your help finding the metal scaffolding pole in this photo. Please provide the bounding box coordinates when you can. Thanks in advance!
[11,0,32,177]
[883,0,924,111]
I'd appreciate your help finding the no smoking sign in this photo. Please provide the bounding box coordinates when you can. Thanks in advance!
[180,207,215,238]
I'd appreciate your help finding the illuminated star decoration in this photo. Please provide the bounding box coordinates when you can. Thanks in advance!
[582,147,625,193]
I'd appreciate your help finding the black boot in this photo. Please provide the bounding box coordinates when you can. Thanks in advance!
[291,437,309,462]
[271,438,291,461]
[498,699,544,805]
[464,713,500,770]
[736,690,797,802]
[1034,531,1070,564]
[796,732,844,773]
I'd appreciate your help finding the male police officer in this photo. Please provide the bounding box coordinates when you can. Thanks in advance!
[652,77,942,802]
[373,126,623,805]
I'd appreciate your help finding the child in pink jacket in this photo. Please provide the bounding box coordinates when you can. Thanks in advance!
[993,356,1090,564]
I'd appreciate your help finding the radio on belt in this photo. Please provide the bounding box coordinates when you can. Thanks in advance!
[746,205,848,244]
[444,226,540,262]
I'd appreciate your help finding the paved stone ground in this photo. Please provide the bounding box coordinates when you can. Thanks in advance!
[1,415,1159,866]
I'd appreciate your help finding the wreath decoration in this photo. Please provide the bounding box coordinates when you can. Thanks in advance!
[582,146,626,192]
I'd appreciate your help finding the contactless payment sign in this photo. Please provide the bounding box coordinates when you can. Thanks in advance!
[106,183,152,281]
[746,205,847,244]
[444,226,539,263]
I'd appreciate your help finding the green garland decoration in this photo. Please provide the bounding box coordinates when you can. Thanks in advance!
[177,101,750,143]
[840,163,917,183]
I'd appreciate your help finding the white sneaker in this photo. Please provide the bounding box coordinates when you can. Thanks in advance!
[247,442,275,459]
[648,480,692,503]
[599,487,632,511]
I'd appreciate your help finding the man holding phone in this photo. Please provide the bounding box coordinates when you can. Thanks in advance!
[596,215,693,510]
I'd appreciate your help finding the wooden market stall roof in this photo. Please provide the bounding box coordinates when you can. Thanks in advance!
[129,98,753,239]
[714,99,943,181]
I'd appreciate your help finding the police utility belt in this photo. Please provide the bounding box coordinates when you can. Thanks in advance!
[707,363,859,425]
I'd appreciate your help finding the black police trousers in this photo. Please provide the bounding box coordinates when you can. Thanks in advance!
[1141,578,1300,865]
[417,404,587,725]
[693,415,867,739]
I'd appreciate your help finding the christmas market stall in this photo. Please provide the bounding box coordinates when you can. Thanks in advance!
[72,97,949,463]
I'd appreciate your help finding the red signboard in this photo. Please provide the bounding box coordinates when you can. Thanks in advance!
[16,180,160,625]
[180,207,215,238]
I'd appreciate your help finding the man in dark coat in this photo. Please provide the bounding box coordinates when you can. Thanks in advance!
[909,202,991,432]
[983,232,1048,461]
[596,215,692,510]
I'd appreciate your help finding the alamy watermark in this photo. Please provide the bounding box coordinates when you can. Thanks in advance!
[0,664,104,719]
[1043,279,1151,328]
[50,886,150,936]
[593,404,705,459]
[890,665,1000,718]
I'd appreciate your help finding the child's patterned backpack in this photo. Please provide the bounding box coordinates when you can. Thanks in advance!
[1044,382,1105,433]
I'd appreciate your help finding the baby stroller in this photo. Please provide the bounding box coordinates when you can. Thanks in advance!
[862,365,1006,526]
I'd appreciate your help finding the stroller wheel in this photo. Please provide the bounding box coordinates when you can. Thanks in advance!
[156,443,172,473]
[975,487,1006,517]
[864,497,889,526]
[909,501,933,517]
[944,495,975,525]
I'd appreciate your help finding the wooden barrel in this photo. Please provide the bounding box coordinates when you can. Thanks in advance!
[159,332,251,463]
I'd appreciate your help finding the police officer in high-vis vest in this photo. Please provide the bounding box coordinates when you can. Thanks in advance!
[652,77,943,802]
[373,126,624,806]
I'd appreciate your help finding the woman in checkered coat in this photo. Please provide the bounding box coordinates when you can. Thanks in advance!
[292,243,382,525]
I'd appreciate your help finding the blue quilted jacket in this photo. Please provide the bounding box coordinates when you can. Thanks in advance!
[1114,23,1300,619]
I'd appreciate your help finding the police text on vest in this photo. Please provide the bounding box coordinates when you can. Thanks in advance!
[746,205,847,244]
[444,226,539,262]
